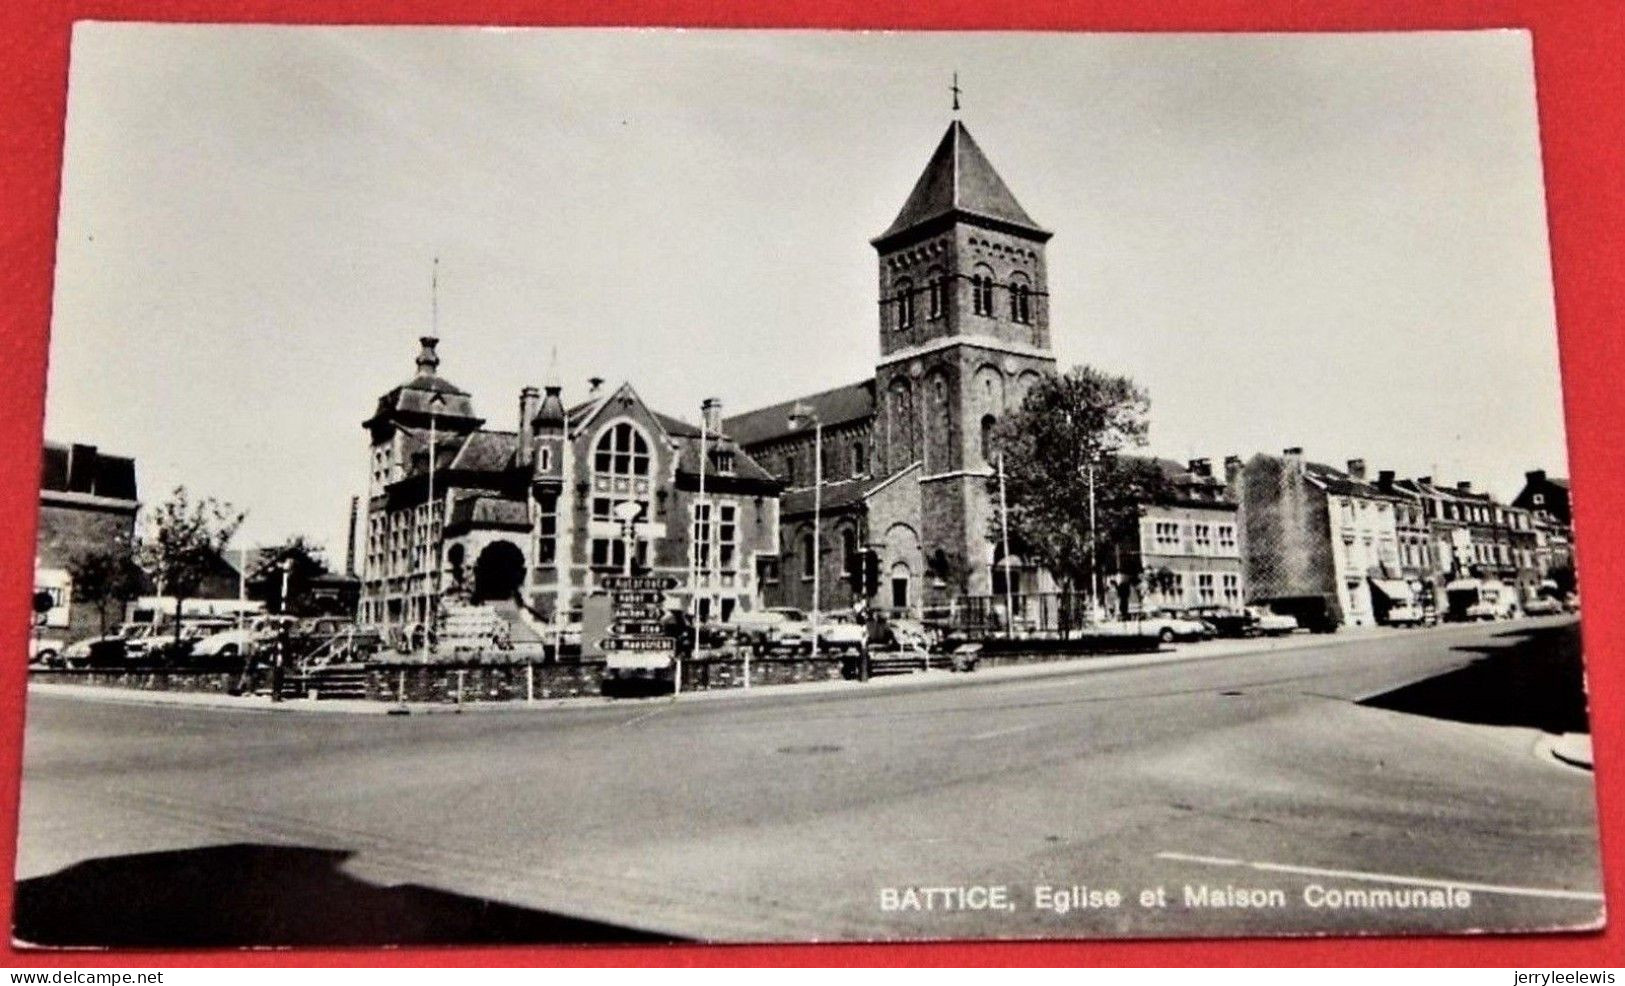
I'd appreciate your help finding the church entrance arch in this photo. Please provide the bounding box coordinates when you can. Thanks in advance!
[472,540,526,603]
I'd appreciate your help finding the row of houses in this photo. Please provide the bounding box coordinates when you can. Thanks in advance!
[1105,450,1575,629]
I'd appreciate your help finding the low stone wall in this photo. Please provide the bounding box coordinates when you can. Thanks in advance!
[363,662,604,703]
[29,668,242,694]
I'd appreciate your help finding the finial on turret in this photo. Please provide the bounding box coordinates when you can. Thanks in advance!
[415,335,440,376]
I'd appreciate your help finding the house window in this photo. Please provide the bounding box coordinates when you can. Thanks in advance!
[713,450,735,475]
[1532,493,1545,506]
[537,496,557,564]
[692,501,713,571]
[1153,521,1180,549]
[1217,525,1237,551]
[1193,524,1213,551]
[801,531,816,580]
[1221,573,1240,603]
[594,421,650,477]
[718,504,737,572]
[1197,573,1215,602]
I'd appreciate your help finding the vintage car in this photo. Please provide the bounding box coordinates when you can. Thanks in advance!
[1245,606,1301,636]
[731,607,813,653]
[815,612,869,653]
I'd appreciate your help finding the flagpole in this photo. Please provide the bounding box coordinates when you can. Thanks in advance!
[999,452,1014,640]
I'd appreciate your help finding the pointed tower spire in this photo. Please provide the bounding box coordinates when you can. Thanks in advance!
[873,121,1048,249]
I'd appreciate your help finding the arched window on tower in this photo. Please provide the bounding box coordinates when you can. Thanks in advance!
[981,414,997,465]
[926,268,945,320]
[972,264,995,316]
[1008,273,1033,324]
[894,277,914,330]
[785,453,798,487]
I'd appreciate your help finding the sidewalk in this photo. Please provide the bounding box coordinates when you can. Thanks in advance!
[26,618,1543,717]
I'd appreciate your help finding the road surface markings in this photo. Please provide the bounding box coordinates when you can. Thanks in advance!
[1155,851,1604,902]
[971,723,1043,740]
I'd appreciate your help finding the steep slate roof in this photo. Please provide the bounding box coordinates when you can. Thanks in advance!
[448,430,519,472]
[873,120,1049,247]
[780,475,882,518]
[447,493,530,531]
[723,379,876,449]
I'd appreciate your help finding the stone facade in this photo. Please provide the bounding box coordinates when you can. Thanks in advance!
[359,340,782,634]
[727,120,1060,617]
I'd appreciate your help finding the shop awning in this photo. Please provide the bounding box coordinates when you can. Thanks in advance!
[1368,579,1415,604]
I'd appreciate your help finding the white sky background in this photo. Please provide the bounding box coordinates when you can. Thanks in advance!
[46,26,1566,561]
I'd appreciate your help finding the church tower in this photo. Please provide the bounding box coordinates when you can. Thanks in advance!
[870,120,1058,597]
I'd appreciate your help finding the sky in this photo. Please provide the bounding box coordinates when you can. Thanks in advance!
[46,26,1567,562]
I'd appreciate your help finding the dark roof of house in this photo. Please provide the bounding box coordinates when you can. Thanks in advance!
[673,435,778,485]
[723,379,876,449]
[1305,461,1404,501]
[40,442,138,502]
[447,493,530,530]
[779,474,893,517]
[874,120,1048,246]
[449,430,519,472]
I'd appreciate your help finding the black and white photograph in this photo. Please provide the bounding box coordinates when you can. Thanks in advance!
[14,25,1604,947]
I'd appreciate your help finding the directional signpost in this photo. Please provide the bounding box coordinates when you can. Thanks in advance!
[600,575,680,676]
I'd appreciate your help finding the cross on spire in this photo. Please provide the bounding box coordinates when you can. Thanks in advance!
[951,71,962,114]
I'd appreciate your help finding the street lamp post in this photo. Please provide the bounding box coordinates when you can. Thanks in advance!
[788,403,822,659]
[425,391,445,635]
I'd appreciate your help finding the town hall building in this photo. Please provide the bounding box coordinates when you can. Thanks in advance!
[726,119,1061,616]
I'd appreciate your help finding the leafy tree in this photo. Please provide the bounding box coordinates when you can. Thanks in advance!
[136,487,245,646]
[988,365,1164,610]
[66,534,144,637]
[246,536,332,616]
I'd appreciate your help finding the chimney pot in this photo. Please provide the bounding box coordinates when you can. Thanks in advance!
[1527,469,1546,483]
[1283,446,1303,457]
[701,397,723,435]
[1187,457,1213,477]
[589,376,604,395]
[1346,458,1367,480]
[1457,481,1472,492]
[1377,469,1395,488]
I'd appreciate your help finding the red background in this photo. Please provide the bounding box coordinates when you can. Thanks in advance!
[1,0,1620,968]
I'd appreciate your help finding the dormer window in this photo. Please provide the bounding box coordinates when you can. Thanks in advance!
[714,450,735,475]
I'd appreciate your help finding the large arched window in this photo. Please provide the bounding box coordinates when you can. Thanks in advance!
[894,277,915,330]
[589,421,653,570]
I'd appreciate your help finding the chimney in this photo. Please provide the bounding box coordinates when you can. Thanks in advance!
[701,397,723,435]
[1187,457,1212,478]
[1457,481,1472,492]
[1377,469,1396,490]
[588,376,604,395]
[1526,469,1546,484]
[517,386,540,468]
[344,495,359,576]
[1418,475,1433,486]
[1223,454,1244,485]
[1346,458,1367,481]
[1282,447,1304,475]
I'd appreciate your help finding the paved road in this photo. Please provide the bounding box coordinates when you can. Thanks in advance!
[13,617,1604,945]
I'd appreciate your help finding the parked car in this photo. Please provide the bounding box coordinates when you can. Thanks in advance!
[28,634,68,666]
[1380,602,1427,627]
[57,633,121,668]
[191,627,262,662]
[1093,611,1212,644]
[1522,596,1563,617]
[816,613,868,653]
[733,607,813,653]
[1184,605,1255,639]
[1245,605,1300,636]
